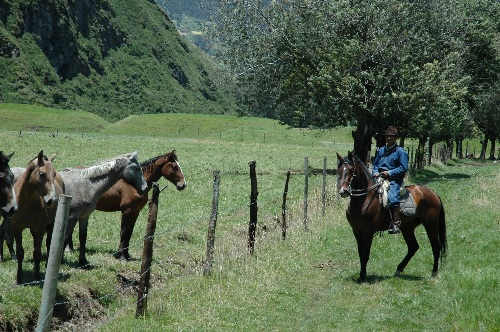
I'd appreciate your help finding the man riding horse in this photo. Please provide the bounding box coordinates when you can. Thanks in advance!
[372,126,409,234]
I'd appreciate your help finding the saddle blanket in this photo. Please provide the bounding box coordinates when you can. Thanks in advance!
[380,180,417,216]
[399,189,417,216]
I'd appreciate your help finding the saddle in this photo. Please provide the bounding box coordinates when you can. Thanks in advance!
[377,179,417,216]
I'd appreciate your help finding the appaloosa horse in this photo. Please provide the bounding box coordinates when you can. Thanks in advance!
[94,150,187,260]
[0,151,17,261]
[61,151,147,267]
[337,152,447,282]
[9,151,64,284]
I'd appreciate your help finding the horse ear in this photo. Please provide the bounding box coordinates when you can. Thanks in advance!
[37,150,44,166]
[49,152,57,162]
[336,153,344,162]
[7,151,15,161]
[348,151,354,160]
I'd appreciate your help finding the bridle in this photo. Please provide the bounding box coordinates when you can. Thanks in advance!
[339,157,380,197]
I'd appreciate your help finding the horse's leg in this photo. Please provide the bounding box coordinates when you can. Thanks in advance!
[395,226,420,276]
[5,219,16,261]
[0,220,4,261]
[45,222,54,267]
[117,209,140,261]
[353,230,373,283]
[422,224,442,277]
[31,228,44,281]
[78,217,89,267]
[14,230,24,284]
[63,217,78,260]
[67,236,74,252]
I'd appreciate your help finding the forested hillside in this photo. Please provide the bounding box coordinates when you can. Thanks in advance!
[0,0,237,121]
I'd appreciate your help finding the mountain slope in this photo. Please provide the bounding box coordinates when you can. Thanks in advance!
[0,0,237,121]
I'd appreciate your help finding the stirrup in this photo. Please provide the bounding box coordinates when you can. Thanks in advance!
[388,221,401,234]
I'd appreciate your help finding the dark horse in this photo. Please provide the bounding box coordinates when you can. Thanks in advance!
[0,151,18,261]
[0,151,17,219]
[337,152,447,283]
[93,150,187,260]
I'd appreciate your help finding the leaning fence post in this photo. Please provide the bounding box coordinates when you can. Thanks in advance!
[136,183,160,318]
[281,170,291,240]
[248,161,258,254]
[303,157,309,231]
[204,170,220,276]
[36,194,72,332]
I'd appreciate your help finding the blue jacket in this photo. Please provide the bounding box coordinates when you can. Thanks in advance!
[372,144,409,180]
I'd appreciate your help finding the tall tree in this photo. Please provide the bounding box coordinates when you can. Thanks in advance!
[208,0,498,159]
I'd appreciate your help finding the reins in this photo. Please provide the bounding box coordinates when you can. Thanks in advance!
[340,157,381,213]
[340,158,380,196]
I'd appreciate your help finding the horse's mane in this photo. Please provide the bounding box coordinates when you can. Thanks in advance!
[353,154,372,179]
[141,150,177,170]
[63,154,131,179]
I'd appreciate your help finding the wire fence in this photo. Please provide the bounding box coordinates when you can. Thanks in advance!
[0,155,340,331]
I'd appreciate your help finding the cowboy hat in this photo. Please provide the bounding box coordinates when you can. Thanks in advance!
[383,126,399,136]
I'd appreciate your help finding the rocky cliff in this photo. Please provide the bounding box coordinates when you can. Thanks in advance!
[0,0,236,121]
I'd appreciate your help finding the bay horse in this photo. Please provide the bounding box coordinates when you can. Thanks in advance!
[61,151,147,267]
[0,151,18,261]
[94,150,186,260]
[9,151,64,284]
[336,151,447,283]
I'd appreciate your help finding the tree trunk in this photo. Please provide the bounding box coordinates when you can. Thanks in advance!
[417,136,427,169]
[489,137,496,160]
[479,133,489,160]
[455,137,464,159]
[427,138,433,166]
[352,112,374,165]
[446,139,453,160]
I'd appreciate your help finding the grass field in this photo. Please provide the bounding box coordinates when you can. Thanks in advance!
[0,104,498,331]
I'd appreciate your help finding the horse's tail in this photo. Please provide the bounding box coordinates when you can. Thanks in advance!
[438,196,447,262]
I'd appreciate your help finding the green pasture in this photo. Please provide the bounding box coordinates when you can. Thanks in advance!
[0,104,498,331]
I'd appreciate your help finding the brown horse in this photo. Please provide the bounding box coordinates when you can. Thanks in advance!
[0,151,18,261]
[81,150,187,260]
[336,152,447,283]
[9,150,64,284]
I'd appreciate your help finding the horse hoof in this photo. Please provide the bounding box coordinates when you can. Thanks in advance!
[431,271,438,277]
[114,252,131,261]
[394,270,402,277]
[80,260,91,269]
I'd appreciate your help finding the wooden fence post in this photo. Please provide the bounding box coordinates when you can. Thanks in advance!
[36,194,72,332]
[322,157,327,216]
[303,157,309,231]
[136,183,160,318]
[248,161,258,254]
[281,170,291,240]
[204,170,220,276]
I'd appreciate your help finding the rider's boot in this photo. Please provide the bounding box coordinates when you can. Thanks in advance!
[389,207,401,234]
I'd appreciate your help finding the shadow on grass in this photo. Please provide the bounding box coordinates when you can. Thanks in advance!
[411,169,470,184]
[348,273,425,284]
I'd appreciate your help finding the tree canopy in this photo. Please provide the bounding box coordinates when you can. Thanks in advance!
[208,0,499,160]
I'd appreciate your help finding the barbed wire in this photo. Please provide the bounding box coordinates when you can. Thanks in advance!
[0,165,336,330]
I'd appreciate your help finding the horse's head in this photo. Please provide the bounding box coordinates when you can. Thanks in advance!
[28,150,59,208]
[161,150,187,191]
[337,152,374,198]
[0,151,18,218]
[122,152,148,196]
[336,152,355,198]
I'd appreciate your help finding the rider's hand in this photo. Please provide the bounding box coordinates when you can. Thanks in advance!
[380,171,390,179]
